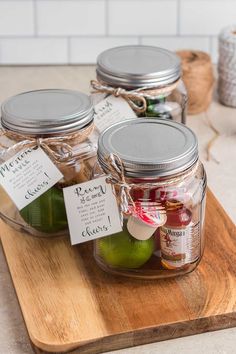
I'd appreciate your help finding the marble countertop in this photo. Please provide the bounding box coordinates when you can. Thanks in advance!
[0,66,235,354]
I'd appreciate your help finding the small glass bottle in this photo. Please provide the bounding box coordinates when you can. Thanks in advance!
[92,45,187,123]
[0,89,98,237]
[160,200,194,269]
[93,118,207,279]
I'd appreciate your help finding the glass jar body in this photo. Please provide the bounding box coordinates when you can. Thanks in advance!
[0,125,98,237]
[92,79,187,124]
[93,161,206,279]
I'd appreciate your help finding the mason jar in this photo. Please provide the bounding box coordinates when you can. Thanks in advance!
[93,119,206,279]
[0,89,98,237]
[91,45,187,123]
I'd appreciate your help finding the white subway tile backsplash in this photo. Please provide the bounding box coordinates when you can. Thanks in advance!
[0,0,230,64]
[0,38,68,64]
[141,36,210,55]
[70,37,139,64]
[0,1,34,36]
[37,1,106,36]
[108,0,177,36]
[180,0,236,35]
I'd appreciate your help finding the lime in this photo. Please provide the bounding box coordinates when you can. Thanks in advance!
[20,186,68,233]
[97,226,154,269]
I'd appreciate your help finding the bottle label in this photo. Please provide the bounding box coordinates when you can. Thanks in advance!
[160,222,200,268]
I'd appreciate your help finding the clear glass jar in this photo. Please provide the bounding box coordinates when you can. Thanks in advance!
[0,89,98,237]
[93,119,206,279]
[92,45,187,123]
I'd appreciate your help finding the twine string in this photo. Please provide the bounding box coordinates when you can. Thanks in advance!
[176,50,215,115]
[105,153,199,225]
[91,80,147,113]
[105,154,135,224]
[0,123,95,163]
[205,112,220,163]
[91,79,180,114]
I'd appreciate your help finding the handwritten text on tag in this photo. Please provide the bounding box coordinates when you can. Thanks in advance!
[0,147,63,210]
[94,95,136,133]
[63,176,122,245]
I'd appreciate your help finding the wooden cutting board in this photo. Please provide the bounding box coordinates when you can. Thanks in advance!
[0,189,236,354]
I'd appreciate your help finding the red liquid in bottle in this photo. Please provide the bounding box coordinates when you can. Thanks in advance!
[160,200,193,269]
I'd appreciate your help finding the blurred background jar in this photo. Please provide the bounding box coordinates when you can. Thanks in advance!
[93,119,207,279]
[91,45,187,123]
[0,89,98,237]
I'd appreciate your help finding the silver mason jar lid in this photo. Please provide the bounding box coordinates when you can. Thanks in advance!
[96,45,181,88]
[1,89,94,135]
[98,119,198,178]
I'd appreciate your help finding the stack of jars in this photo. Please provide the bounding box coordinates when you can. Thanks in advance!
[0,45,207,280]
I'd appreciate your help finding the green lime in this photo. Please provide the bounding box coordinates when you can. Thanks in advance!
[20,186,68,233]
[97,226,154,269]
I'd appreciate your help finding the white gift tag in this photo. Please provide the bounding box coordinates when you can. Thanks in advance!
[0,147,63,210]
[63,176,122,245]
[94,95,137,133]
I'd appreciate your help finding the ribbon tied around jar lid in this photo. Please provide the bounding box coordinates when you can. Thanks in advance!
[91,79,180,114]
[0,123,95,163]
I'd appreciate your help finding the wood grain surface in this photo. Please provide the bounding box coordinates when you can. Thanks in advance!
[0,189,236,354]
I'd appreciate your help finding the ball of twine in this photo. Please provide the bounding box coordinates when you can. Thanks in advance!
[176,50,215,115]
[218,25,236,107]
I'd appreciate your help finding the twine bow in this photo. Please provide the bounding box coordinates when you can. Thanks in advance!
[91,79,180,114]
[104,154,168,227]
[105,153,135,224]
[0,123,95,163]
[91,80,147,113]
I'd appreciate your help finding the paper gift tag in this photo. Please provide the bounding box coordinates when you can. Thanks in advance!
[63,176,122,245]
[94,95,137,133]
[0,147,63,210]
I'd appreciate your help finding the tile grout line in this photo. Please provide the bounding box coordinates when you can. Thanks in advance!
[208,36,215,61]
[105,0,109,36]
[33,0,38,37]
[177,0,181,36]
[0,34,220,39]
[67,37,71,64]
[0,0,183,1]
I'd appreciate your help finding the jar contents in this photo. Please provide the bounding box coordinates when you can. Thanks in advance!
[97,222,155,269]
[96,196,201,274]
[127,200,166,240]
[145,97,182,121]
[160,200,196,269]
[20,186,67,233]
